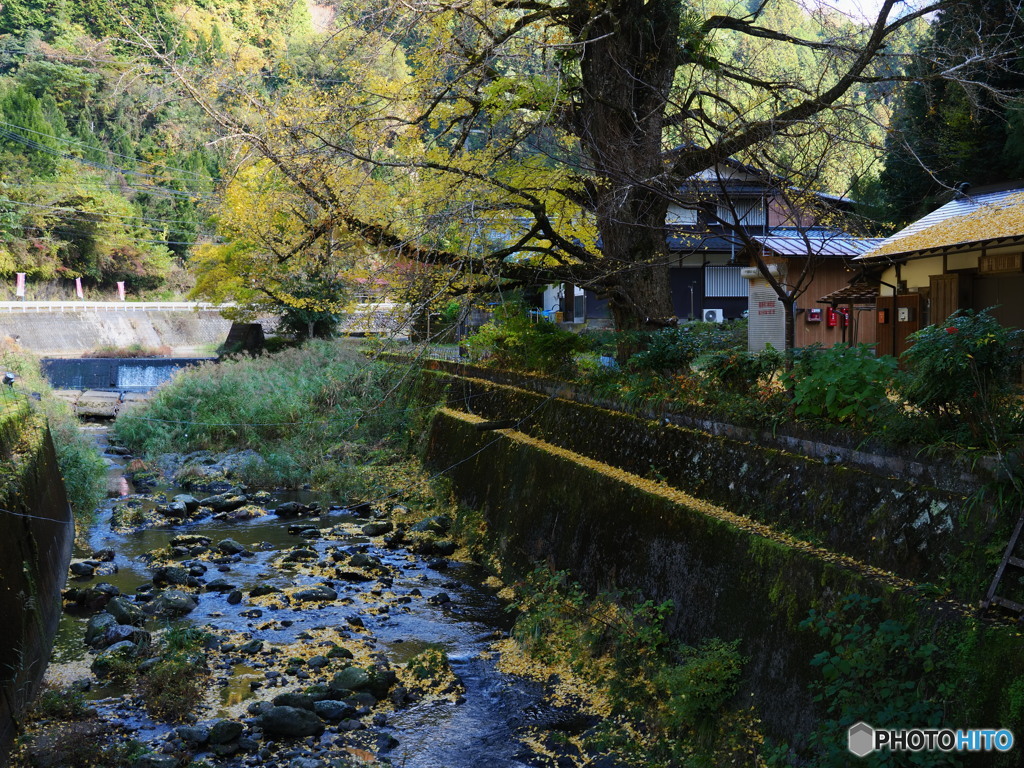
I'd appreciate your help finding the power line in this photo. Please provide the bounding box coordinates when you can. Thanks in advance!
[0,119,218,184]
[0,196,208,234]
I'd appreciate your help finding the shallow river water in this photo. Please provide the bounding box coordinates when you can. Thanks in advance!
[45,427,550,768]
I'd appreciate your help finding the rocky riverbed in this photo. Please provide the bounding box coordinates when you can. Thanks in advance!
[18,436,613,768]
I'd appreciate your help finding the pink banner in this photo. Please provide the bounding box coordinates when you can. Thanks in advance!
[117,281,126,301]
[15,272,25,297]
[75,277,84,299]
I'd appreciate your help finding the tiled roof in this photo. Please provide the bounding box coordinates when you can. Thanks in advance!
[857,188,1024,261]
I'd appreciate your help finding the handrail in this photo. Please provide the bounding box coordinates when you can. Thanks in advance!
[0,301,232,313]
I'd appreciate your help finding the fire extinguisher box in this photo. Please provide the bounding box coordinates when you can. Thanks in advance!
[806,308,822,323]
[826,307,838,327]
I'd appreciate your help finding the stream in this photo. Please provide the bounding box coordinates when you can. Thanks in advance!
[42,426,560,768]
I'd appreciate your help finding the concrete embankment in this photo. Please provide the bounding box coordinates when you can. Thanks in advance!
[0,305,232,356]
[420,363,1024,753]
[0,399,74,763]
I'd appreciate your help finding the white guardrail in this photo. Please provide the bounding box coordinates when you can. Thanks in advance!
[0,301,231,313]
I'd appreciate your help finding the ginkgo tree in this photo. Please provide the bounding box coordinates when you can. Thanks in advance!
[128,0,1016,335]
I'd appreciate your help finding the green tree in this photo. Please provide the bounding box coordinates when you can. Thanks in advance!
[879,0,1024,224]
[144,0,964,338]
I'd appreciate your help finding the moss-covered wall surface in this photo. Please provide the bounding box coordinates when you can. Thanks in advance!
[420,364,1004,600]
[0,402,74,763]
[422,371,1024,755]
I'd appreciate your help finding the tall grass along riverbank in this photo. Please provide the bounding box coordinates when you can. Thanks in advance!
[113,340,432,498]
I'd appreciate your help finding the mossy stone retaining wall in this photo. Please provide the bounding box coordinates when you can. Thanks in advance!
[0,404,74,763]
[420,365,1001,601]
[425,407,1024,753]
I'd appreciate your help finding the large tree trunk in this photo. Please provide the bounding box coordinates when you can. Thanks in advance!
[569,0,679,333]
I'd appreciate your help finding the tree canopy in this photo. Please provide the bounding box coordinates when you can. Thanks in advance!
[128,0,1015,329]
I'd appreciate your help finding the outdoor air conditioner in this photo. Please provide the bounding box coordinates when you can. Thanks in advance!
[703,308,725,323]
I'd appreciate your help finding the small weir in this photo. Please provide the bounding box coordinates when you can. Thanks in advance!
[41,357,213,392]
[42,430,552,768]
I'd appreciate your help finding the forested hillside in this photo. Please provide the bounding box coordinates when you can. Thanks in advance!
[0,0,313,300]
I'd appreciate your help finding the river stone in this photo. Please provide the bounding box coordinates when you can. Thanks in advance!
[250,585,281,597]
[173,494,200,512]
[106,596,146,627]
[161,500,190,518]
[330,667,370,693]
[227,590,243,605]
[147,589,198,617]
[326,646,354,660]
[69,561,96,578]
[313,700,356,721]
[360,521,393,537]
[282,549,317,562]
[152,566,201,589]
[101,624,150,649]
[409,515,452,535]
[132,755,179,768]
[307,655,329,669]
[294,585,338,603]
[273,501,316,518]
[431,540,458,557]
[238,639,264,654]
[258,706,325,738]
[348,553,382,569]
[208,719,244,745]
[170,535,210,548]
[289,759,324,768]
[175,724,210,745]
[205,578,235,593]
[84,613,117,647]
[217,538,246,556]
[200,493,248,513]
[271,692,319,711]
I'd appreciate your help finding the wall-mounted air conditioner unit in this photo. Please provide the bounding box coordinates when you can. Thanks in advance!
[703,308,725,323]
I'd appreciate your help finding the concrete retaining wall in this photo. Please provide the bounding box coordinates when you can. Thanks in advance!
[0,310,232,356]
[0,403,74,763]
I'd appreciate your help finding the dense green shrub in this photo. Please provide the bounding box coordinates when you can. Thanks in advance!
[626,321,746,375]
[696,345,783,395]
[798,594,956,768]
[899,309,1024,442]
[465,302,589,376]
[785,343,898,427]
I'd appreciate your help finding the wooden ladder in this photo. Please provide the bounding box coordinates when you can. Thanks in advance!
[982,510,1024,617]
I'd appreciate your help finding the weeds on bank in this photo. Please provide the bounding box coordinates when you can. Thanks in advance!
[0,339,105,519]
[506,569,764,768]
[114,339,430,491]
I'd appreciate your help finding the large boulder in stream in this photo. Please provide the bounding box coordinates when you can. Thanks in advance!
[146,589,198,617]
[84,613,150,649]
[258,705,325,738]
[106,596,146,627]
[84,613,116,647]
[199,492,248,513]
[272,501,318,518]
[293,585,338,603]
[151,565,201,589]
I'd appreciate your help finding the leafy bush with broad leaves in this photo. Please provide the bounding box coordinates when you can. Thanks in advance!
[798,594,955,768]
[785,343,897,426]
[466,302,589,376]
[899,309,1024,440]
